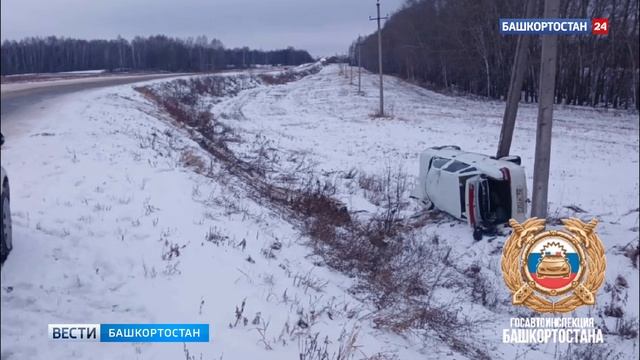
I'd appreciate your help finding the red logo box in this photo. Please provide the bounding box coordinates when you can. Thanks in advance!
[592,18,609,35]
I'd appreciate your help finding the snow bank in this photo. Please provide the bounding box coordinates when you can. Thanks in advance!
[1,63,637,360]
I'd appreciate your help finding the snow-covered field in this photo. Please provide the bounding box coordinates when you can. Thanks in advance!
[1,64,638,359]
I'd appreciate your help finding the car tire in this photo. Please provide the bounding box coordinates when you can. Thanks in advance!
[434,145,461,151]
[499,155,521,165]
[422,198,435,210]
[1,184,11,266]
[472,227,483,241]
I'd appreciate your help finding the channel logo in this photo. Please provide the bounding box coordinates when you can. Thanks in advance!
[48,324,209,342]
[499,18,609,35]
[48,324,100,341]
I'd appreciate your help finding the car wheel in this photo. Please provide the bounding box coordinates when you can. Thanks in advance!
[434,145,461,151]
[472,227,483,241]
[422,198,435,210]
[1,184,11,265]
[499,155,521,165]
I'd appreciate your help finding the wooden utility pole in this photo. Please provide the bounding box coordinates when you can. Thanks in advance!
[358,37,362,94]
[242,48,246,68]
[350,49,354,84]
[496,0,536,158]
[531,0,560,218]
[370,0,388,116]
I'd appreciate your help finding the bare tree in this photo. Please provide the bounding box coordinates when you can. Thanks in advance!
[1,36,314,75]
[352,0,639,110]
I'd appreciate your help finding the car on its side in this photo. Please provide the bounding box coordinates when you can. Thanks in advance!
[1,133,11,266]
[411,145,527,240]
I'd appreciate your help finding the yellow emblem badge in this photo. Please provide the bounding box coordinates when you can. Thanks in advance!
[501,217,606,313]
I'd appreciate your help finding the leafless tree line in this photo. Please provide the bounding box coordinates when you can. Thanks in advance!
[352,0,639,109]
[1,35,314,75]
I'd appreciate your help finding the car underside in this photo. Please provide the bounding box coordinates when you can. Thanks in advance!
[413,146,528,240]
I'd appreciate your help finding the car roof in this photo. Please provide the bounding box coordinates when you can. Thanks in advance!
[421,147,521,178]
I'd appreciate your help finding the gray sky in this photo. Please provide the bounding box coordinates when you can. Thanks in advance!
[1,0,405,57]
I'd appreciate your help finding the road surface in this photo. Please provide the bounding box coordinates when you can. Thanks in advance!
[1,73,186,137]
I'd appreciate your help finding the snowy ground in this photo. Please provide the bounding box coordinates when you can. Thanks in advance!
[209,64,640,357]
[1,64,638,359]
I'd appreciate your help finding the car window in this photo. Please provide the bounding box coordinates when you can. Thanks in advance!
[460,166,477,174]
[431,157,449,169]
[444,160,469,172]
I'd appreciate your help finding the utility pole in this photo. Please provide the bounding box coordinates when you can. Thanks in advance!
[350,48,354,85]
[370,0,387,116]
[496,0,536,158]
[357,36,362,94]
[531,0,560,218]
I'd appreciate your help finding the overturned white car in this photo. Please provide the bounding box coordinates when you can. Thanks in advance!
[411,146,527,240]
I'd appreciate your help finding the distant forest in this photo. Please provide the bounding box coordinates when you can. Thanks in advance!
[0,35,314,75]
[352,0,639,109]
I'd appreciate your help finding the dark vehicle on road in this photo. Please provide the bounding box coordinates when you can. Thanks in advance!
[1,133,11,265]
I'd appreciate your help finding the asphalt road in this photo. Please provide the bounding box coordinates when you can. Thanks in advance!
[0,73,185,136]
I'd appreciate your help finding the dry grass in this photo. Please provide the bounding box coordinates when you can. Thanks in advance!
[137,75,490,359]
[259,65,321,85]
[180,149,206,173]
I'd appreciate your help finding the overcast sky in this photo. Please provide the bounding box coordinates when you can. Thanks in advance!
[1,0,406,57]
